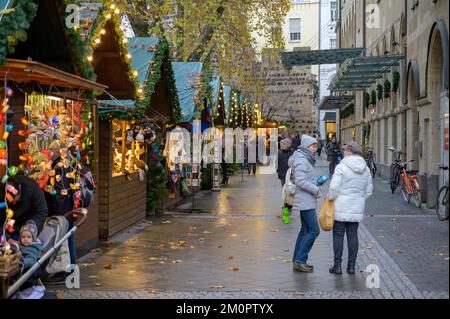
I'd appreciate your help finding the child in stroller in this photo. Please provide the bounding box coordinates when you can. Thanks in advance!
[10,222,45,299]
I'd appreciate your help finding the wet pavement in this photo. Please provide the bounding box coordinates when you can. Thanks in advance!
[48,159,449,299]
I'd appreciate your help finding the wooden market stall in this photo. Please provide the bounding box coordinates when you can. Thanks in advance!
[125,37,181,215]
[0,0,106,256]
[78,2,149,239]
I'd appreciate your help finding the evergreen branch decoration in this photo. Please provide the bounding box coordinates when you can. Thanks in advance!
[384,79,391,99]
[377,84,383,101]
[0,0,37,65]
[392,71,400,93]
[371,90,377,106]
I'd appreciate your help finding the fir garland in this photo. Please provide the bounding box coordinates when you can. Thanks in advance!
[341,103,354,119]
[392,71,400,93]
[0,0,37,65]
[134,38,181,123]
[377,84,383,101]
[384,80,391,99]
[370,90,377,106]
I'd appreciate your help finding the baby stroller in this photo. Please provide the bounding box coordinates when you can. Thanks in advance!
[0,209,87,299]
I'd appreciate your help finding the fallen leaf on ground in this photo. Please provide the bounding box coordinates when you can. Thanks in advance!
[227,256,234,260]
[217,245,223,248]
[190,245,196,249]
[91,248,101,253]
[80,263,96,267]
[88,275,98,279]
[104,264,112,270]
[211,285,225,289]
[295,292,305,297]
[393,207,401,214]
[199,238,205,241]
[399,272,408,277]
[128,270,136,274]
[56,292,65,299]
[231,234,238,237]
[202,231,211,234]
[162,220,171,224]
[271,229,279,232]
[95,283,102,287]
[172,260,183,264]
[230,267,239,271]
[394,248,402,254]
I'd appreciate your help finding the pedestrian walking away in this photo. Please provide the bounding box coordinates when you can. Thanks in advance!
[327,141,373,275]
[325,136,339,175]
[277,138,293,222]
[288,134,322,273]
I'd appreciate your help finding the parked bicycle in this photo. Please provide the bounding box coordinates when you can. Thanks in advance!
[364,147,377,178]
[436,165,449,221]
[396,159,422,208]
[388,147,403,194]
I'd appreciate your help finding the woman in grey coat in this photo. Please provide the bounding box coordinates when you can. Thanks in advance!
[288,135,322,273]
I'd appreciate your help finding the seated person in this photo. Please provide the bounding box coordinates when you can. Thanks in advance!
[18,222,43,269]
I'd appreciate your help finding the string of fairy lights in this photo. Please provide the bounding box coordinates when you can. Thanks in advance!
[82,1,143,100]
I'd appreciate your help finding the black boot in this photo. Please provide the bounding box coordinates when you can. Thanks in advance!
[347,263,356,275]
[329,263,342,275]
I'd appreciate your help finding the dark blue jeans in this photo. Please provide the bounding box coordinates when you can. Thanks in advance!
[293,209,320,263]
[333,221,359,266]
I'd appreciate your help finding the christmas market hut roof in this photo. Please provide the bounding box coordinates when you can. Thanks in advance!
[97,36,181,121]
[172,61,204,123]
[127,37,180,122]
[223,85,231,120]
[0,0,98,85]
[210,76,221,106]
[78,2,137,102]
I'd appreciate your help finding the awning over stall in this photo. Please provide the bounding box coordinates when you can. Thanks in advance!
[127,37,159,86]
[323,112,336,122]
[328,54,405,91]
[281,48,364,67]
[0,59,107,92]
[318,95,355,110]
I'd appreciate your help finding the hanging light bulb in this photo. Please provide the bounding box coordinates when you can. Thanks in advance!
[126,53,132,59]
[114,8,120,14]
[100,29,106,35]
[110,3,116,9]
[94,38,101,44]
[87,55,93,62]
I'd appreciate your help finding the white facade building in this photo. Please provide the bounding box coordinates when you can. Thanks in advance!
[318,0,337,141]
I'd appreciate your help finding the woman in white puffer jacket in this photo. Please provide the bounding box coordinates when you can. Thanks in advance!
[327,141,373,275]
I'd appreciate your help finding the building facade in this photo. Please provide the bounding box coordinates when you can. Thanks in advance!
[335,0,449,208]
[319,0,338,140]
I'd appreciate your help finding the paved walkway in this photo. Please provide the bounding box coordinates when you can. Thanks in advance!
[48,160,448,299]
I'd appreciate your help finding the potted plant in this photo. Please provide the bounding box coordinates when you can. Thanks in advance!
[377,84,383,101]
[384,80,391,99]
[392,71,400,98]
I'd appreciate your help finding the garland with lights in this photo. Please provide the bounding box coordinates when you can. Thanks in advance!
[80,1,138,98]
[0,0,37,66]
[58,0,97,81]
[133,38,181,123]
[340,103,355,119]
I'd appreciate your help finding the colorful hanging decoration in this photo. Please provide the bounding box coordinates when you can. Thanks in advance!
[1,86,16,255]
[17,93,94,209]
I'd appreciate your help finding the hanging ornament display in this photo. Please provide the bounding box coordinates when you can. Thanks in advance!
[1,86,16,255]
[17,93,94,206]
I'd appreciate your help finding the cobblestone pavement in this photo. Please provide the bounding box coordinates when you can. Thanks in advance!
[48,160,448,299]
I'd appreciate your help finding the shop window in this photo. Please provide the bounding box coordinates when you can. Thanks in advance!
[17,93,94,199]
[112,119,147,177]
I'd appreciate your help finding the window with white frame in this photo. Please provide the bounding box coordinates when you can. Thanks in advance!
[330,38,337,49]
[331,1,337,22]
[289,18,301,41]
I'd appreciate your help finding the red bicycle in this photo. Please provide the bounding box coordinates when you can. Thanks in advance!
[398,160,422,208]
